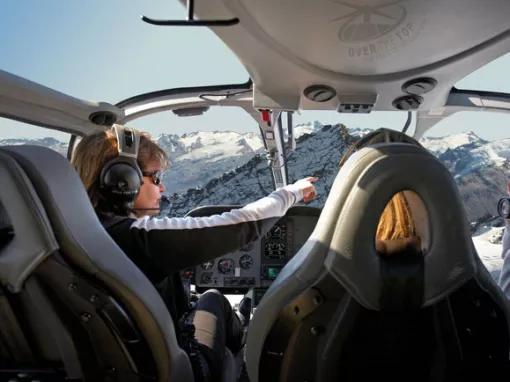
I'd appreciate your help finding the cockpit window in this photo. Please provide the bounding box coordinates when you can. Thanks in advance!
[455,52,510,92]
[294,111,411,135]
[133,108,260,198]
[0,118,69,157]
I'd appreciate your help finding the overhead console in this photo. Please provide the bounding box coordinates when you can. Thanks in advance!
[187,206,320,294]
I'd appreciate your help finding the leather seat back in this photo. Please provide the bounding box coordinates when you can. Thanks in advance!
[247,143,510,382]
[0,145,194,381]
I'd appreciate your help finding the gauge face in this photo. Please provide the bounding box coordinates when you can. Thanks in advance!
[264,242,286,259]
[200,272,213,284]
[239,254,253,269]
[217,258,235,274]
[201,260,214,271]
[267,224,286,241]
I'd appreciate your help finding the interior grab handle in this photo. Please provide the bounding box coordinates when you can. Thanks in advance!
[142,0,239,27]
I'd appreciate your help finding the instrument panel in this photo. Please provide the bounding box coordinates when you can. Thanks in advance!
[187,206,320,293]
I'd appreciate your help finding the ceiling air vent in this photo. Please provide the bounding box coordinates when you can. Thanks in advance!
[337,94,377,113]
[172,106,210,117]
[303,85,337,103]
[89,111,117,126]
[402,77,437,95]
[392,95,423,110]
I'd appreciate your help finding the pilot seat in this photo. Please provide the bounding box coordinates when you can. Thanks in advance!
[246,142,510,382]
[0,145,196,381]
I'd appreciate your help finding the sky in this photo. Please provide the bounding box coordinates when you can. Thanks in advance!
[1,1,510,141]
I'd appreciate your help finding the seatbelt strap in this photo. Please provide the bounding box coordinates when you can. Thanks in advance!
[0,286,34,362]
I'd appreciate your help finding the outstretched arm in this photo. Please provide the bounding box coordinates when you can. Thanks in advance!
[117,178,318,273]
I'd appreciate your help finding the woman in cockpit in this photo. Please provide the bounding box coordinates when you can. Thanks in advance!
[71,126,317,380]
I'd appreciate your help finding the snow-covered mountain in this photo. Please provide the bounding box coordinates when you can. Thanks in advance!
[0,137,68,156]
[420,131,487,155]
[161,127,510,228]
[156,123,327,193]
[169,124,359,215]
[157,131,264,193]
[421,133,510,222]
[3,126,509,225]
[165,127,509,222]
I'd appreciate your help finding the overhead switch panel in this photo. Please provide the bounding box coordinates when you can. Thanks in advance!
[337,94,377,113]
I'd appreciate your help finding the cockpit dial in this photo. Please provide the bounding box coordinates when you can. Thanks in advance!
[239,254,253,269]
[200,272,213,284]
[217,258,235,274]
[267,224,286,241]
[264,242,286,259]
[191,206,320,292]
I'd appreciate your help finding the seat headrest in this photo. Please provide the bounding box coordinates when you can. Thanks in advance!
[319,143,477,310]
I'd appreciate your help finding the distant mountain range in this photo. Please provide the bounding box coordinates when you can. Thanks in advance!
[2,124,509,224]
[167,126,510,224]
[157,122,325,193]
[157,131,264,193]
[423,132,510,222]
[0,137,68,156]
[168,123,355,215]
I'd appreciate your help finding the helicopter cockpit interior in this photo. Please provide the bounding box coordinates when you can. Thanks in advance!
[3,0,510,381]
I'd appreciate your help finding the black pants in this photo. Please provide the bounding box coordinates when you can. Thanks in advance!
[191,289,243,380]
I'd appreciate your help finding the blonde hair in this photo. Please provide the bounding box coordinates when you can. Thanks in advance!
[340,128,422,242]
[376,192,416,241]
[72,128,168,210]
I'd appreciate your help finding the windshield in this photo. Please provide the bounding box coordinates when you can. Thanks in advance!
[455,52,510,93]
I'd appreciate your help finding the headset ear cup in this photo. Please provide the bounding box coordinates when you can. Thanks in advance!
[99,157,143,211]
[98,124,143,215]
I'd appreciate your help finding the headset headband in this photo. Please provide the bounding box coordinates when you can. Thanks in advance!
[113,124,140,159]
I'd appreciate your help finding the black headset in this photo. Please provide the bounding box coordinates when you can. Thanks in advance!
[99,124,143,214]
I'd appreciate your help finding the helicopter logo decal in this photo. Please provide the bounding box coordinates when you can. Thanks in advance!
[330,0,408,43]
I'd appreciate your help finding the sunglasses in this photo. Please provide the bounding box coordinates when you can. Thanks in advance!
[142,170,163,186]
